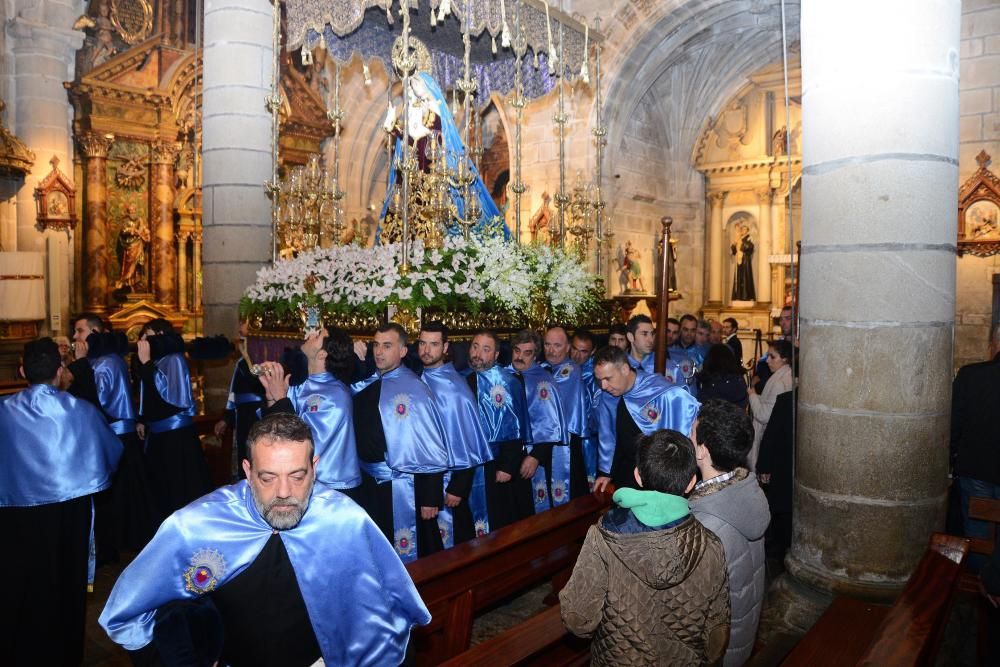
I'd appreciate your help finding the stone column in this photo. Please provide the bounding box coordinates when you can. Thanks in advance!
[771,193,786,303]
[150,141,178,305]
[202,0,274,340]
[707,191,726,303]
[78,132,114,313]
[790,0,959,599]
[755,187,773,305]
[177,230,190,311]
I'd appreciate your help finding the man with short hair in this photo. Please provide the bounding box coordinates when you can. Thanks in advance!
[689,400,770,667]
[68,312,158,555]
[753,305,796,392]
[542,326,591,501]
[466,329,534,529]
[665,317,681,347]
[608,323,629,351]
[257,326,363,501]
[511,329,567,512]
[626,314,683,385]
[709,319,724,345]
[100,413,430,666]
[570,329,596,366]
[951,323,1000,562]
[418,321,493,543]
[560,429,730,666]
[592,345,700,493]
[1,338,123,665]
[696,319,712,348]
[722,317,743,362]
[353,322,450,561]
[669,314,701,396]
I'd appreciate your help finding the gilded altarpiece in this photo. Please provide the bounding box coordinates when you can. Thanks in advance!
[67,0,333,334]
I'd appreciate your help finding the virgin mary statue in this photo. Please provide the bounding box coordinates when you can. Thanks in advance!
[378,70,509,242]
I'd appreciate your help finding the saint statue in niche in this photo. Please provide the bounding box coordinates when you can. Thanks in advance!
[730,222,755,302]
[116,204,150,290]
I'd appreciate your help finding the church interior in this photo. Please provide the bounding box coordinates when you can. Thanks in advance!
[2,0,1000,663]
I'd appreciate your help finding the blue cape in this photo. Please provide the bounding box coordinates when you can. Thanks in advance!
[141,353,195,415]
[0,384,123,506]
[91,354,136,423]
[99,482,431,664]
[288,372,362,489]
[514,363,566,445]
[378,366,450,473]
[629,352,685,388]
[420,363,493,468]
[544,359,589,437]
[472,365,530,444]
[596,370,701,475]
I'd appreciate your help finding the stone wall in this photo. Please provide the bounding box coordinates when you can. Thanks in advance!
[956,0,1000,370]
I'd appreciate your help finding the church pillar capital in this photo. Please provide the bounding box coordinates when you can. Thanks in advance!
[754,187,774,205]
[150,140,181,165]
[708,191,727,208]
[77,132,114,160]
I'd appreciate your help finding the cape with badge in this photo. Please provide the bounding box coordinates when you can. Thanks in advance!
[630,352,685,388]
[287,372,362,490]
[99,482,430,665]
[596,369,701,476]
[518,363,568,512]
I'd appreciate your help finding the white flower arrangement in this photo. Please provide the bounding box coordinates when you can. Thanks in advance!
[241,236,600,325]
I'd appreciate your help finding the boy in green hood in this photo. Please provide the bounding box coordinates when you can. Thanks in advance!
[560,429,731,666]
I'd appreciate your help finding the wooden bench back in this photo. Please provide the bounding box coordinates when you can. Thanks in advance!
[407,490,612,665]
[966,496,1000,557]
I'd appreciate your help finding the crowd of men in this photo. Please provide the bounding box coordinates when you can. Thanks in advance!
[2,309,784,665]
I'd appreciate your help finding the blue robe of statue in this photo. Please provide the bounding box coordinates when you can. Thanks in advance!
[378,72,510,241]
[99,482,430,665]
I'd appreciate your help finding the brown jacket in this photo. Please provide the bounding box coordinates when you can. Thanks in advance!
[559,513,731,666]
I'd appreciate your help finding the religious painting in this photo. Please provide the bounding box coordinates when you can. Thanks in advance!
[33,156,77,232]
[957,151,1000,257]
[615,235,654,296]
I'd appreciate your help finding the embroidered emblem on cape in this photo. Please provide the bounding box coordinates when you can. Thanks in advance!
[534,480,548,503]
[183,548,226,594]
[437,519,451,546]
[306,394,324,413]
[551,480,567,503]
[489,384,509,408]
[537,381,553,401]
[474,519,489,537]
[391,393,412,420]
[641,401,660,423]
[664,369,677,384]
[679,359,695,379]
[395,527,415,556]
[556,364,573,379]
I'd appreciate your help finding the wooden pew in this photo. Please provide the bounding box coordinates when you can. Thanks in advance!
[438,604,589,667]
[956,496,1000,664]
[407,490,612,665]
[782,532,968,667]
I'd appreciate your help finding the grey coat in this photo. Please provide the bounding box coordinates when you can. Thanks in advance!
[689,469,770,667]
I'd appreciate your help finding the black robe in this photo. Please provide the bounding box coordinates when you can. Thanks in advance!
[222,358,266,479]
[601,397,643,491]
[353,378,444,558]
[467,373,535,530]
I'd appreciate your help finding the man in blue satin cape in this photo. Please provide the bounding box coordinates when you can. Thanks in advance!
[99,413,430,666]
[570,329,601,488]
[510,329,566,513]
[68,312,159,558]
[542,326,592,501]
[257,326,363,503]
[0,338,123,666]
[136,318,212,515]
[592,345,701,494]
[418,321,494,544]
[353,322,450,562]
[214,318,266,481]
[466,330,535,529]
[626,314,685,386]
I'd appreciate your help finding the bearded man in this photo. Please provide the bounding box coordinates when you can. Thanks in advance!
[99,413,429,666]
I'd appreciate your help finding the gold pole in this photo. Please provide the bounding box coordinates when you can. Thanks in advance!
[397,0,414,272]
[510,1,526,244]
[554,21,568,247]
[592,23,606,276]
[458,0,478,239]
[264,0,283,263]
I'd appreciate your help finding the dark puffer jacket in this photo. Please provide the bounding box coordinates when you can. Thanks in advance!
[559,509,731,666]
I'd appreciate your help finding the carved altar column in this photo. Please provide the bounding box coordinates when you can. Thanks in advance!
[78,132,114,312]
[176,230,190,311]
[192,231,203,312]
[755,187,773,305]
[772,191,787,304]
[150,141,178,306]
[707,191,726,303]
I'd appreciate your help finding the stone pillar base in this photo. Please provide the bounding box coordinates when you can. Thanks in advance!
[755,573,832,649]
